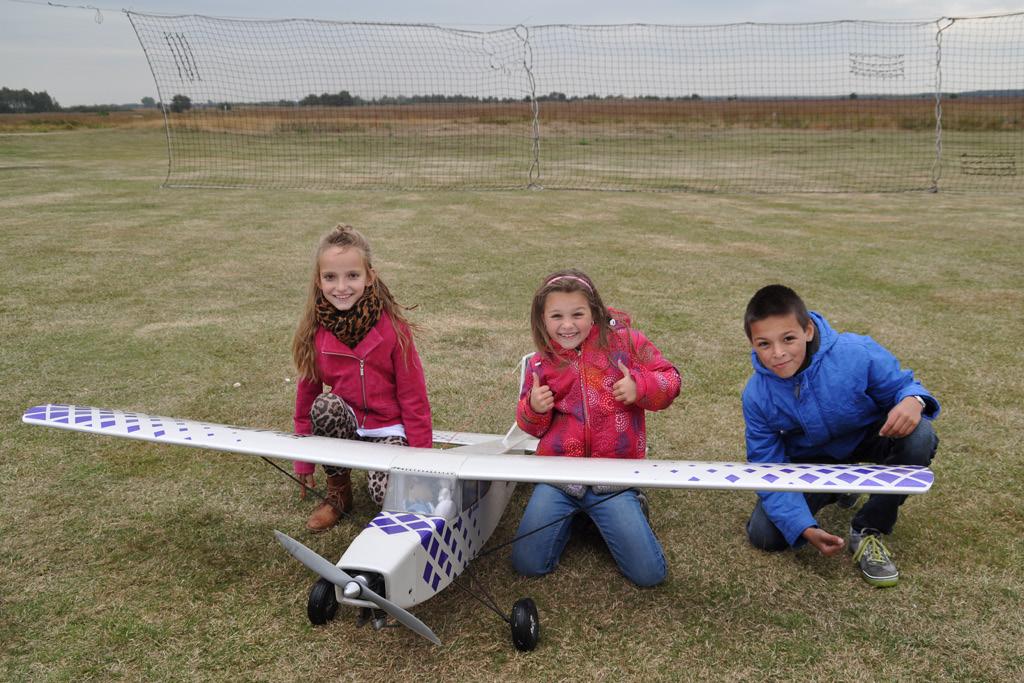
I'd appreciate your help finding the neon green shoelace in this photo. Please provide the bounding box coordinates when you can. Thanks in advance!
[852,534,892,566]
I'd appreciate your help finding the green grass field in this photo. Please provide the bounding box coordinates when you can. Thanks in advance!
[1,127,1022,681]
[161,125,1024,193]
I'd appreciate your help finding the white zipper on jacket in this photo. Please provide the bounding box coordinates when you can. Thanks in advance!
[321,351,368,429]
[358,359,367,428]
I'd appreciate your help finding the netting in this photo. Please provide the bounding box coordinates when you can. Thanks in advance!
[128,12,1024,192]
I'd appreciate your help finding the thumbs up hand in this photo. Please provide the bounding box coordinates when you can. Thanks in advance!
[529,371,555,413]
[612,360,637,405]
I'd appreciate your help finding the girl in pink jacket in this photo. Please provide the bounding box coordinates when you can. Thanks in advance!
[292,224,432,532]
[512,269,680,586]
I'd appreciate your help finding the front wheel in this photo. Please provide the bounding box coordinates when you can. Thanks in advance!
[510,597,540,651]
[307,578,338,625]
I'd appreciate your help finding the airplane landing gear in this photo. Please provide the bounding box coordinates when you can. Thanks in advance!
[510,597,540,651]
[307,577,338,625]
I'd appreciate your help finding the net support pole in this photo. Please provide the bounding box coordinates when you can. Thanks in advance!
[127,10,174,189]
[930,17,955,193]
[516,25,542,190]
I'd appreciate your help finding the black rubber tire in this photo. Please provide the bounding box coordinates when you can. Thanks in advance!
[510,597,540,651]
[307,577,338,625]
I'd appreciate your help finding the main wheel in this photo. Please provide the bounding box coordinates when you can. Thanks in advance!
[307,578,338,625]
[510,597,540,651]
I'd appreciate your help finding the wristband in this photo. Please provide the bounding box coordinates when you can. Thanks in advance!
[913,395,926,410]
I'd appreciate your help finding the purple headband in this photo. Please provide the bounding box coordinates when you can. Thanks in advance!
[544,275,593,292]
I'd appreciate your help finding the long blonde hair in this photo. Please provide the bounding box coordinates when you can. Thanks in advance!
[292,224,415,381]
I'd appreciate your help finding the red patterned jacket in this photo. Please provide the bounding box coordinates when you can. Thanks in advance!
[516,314,680,458]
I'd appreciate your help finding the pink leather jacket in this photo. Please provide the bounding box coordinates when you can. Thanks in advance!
[293,312,432,474]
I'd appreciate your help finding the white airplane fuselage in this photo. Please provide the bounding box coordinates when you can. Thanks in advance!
[336,478,517,609]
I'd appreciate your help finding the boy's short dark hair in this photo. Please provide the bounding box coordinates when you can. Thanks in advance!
[744,284,810,339]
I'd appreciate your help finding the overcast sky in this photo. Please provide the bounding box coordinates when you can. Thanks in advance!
[0,0,1016,105]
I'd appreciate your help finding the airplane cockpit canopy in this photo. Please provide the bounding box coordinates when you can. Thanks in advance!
[382,470,460,520]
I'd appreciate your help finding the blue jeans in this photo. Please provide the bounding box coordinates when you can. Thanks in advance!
[511,484,667,587]
[747,418,939,551]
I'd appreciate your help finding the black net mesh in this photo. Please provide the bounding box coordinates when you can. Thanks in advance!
[129,12,1024,192]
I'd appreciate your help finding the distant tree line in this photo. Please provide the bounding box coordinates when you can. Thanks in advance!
[164,90,1024,110]
[9,86,1007,116]
[294,90,702,106]
[297,91,520,106]
[169,94,192,113]
[0,88,60,113]
[0,87,171,114]
[286,91,807,106]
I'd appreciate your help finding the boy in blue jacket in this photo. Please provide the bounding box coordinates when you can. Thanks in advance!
[742,285,939,587]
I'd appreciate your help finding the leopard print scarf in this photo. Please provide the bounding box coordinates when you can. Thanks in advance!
[315,283,383,348]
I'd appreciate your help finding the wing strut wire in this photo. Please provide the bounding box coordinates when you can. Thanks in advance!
[447,488,632,625]
[449,564,511,624]
[478,487,630,561]
[260,456,350,518]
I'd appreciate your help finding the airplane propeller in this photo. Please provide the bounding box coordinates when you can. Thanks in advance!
[273,530,442,646]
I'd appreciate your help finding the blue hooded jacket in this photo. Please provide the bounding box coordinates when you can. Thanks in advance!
[742,311,939,546]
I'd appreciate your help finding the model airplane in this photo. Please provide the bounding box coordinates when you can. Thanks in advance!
[21,403,934,650]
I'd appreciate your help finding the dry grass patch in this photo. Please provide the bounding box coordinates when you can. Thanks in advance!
[1,127,1022,681]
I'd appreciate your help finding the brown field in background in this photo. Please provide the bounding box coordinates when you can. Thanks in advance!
[0,109,165,132]
[3,97,1020,134]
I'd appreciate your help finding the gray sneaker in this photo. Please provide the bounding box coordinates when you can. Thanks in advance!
[850,527,899,588]
[635,489,651,524]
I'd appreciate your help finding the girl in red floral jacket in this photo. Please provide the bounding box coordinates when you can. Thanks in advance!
[512,269,680,586]
[291,224,432,533]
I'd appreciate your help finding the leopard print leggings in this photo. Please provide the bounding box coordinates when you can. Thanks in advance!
[309,392,405,507]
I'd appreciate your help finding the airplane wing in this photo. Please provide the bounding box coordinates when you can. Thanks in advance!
[22,404,932,494]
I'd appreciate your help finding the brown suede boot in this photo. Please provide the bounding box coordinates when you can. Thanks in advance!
[305,470,353,533]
